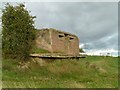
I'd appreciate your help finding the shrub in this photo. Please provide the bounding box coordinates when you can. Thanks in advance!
[2,3,36,60]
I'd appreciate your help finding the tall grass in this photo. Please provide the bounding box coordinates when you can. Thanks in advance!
[2,56,118,88]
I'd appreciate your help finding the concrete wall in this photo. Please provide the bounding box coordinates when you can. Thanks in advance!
[36,28,79,56]
[35,29,52,52]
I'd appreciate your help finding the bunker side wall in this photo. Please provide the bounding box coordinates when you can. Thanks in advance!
[35,30,52,52]
[68,37,79,56]
[51,29,79,56]
[51,30,66,54]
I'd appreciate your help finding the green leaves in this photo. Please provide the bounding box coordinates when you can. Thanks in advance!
[2,3,36,60]
[79,48,85,53]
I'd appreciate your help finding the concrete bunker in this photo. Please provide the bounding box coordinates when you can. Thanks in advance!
[35,28,79,56]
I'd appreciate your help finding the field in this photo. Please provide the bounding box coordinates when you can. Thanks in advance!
[2,56,118,88]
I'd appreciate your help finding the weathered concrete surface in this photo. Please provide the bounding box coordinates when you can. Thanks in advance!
[30,53,86,59]
[35,28,79,56]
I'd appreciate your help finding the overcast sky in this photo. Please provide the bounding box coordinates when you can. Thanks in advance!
[24,2,118,51]
[0,2,118,55]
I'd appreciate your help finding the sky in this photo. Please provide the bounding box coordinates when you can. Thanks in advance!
[0,1,119,56]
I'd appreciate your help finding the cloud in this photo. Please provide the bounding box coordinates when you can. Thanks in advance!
[0,2,118,55]
[1,0,119,2]
[25,2,118,51]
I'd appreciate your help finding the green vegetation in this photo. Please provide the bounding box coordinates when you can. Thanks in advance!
[32,47,50,53]
[79,48,85,53]
[2,3,36,60]
[2,56,118,88]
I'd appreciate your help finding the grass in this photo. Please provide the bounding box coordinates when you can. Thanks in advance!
[2,56,118,88]
[32,47,50,53]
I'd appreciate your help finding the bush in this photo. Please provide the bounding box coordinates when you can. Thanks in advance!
[2,3,36,60]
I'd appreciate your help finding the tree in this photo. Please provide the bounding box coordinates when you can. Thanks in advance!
[79,48,85,53]
[2,3,36,60]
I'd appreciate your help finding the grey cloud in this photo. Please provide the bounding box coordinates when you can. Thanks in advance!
[1,2,118,51]
[83,33,118,50]
[25,2,118,51]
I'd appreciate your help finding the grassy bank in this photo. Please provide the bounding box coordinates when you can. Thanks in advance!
[2,56,118,88]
